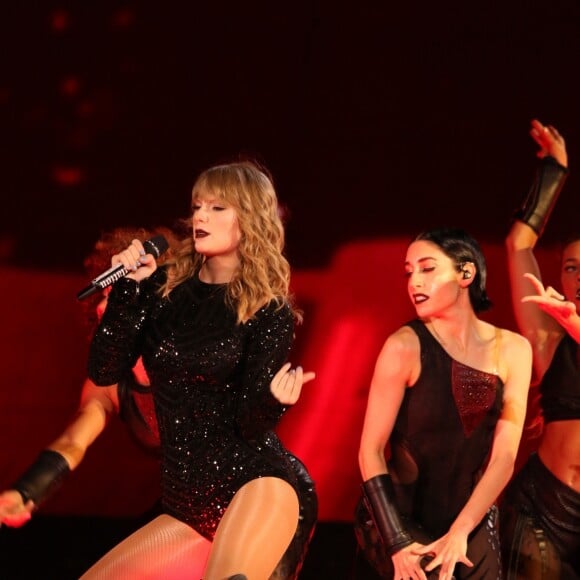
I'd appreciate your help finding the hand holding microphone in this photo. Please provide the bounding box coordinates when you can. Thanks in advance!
[77,235,169,300]
[115,238,159,280]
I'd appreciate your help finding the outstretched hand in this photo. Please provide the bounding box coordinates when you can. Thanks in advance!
[270,362,315,405]
[521,272,577,322]
[529,119,568,168]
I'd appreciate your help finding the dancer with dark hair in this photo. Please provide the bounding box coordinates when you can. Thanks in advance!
[355,227,532,579]
[501,119,580,578]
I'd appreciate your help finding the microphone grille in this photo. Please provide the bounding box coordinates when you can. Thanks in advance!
[143,235,169,258]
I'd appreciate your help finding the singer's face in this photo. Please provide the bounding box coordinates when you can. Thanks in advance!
[191,194,242,259]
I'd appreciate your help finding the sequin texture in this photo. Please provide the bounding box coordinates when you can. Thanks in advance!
[452,360,498,437]
[88,269,317,542]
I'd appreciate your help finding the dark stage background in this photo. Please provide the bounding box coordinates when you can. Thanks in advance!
[0,2,579,578]
[1,1,579,272]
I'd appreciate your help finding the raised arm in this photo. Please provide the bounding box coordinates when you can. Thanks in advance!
[505,119,569,375]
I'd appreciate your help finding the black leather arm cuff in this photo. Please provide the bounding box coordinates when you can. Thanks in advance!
[513,155,568,237]
[362,474,413,556]
[12,450,70,506]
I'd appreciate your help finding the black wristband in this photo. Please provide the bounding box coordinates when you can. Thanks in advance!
[513,155,568,237]
[362,473,413,556]
[12,449,70,506]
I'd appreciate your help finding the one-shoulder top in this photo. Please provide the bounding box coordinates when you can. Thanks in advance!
[388,319,504,537]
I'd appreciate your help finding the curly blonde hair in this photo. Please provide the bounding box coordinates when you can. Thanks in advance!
[162,161,299,324]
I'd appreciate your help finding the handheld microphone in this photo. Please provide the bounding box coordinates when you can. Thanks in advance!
[77,235,169,301]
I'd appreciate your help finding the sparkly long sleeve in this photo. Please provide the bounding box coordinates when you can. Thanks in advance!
[87,272,163,386]
[100,273,316,542]
[236,301,294,439]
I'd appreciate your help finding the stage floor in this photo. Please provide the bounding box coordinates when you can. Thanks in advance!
[0,515,358,579]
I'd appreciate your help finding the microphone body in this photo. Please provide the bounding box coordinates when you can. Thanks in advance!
[77,235,169,301]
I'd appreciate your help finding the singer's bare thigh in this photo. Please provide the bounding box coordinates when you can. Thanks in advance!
[204,476,299,579]
[80,514,211,579]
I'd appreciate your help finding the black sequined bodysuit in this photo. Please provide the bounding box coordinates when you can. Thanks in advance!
[355,319,504,578]
[88,269,316,547]
[117,372,160,455]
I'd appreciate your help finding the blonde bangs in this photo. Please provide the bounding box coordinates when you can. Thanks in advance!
[164,161,300,323]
